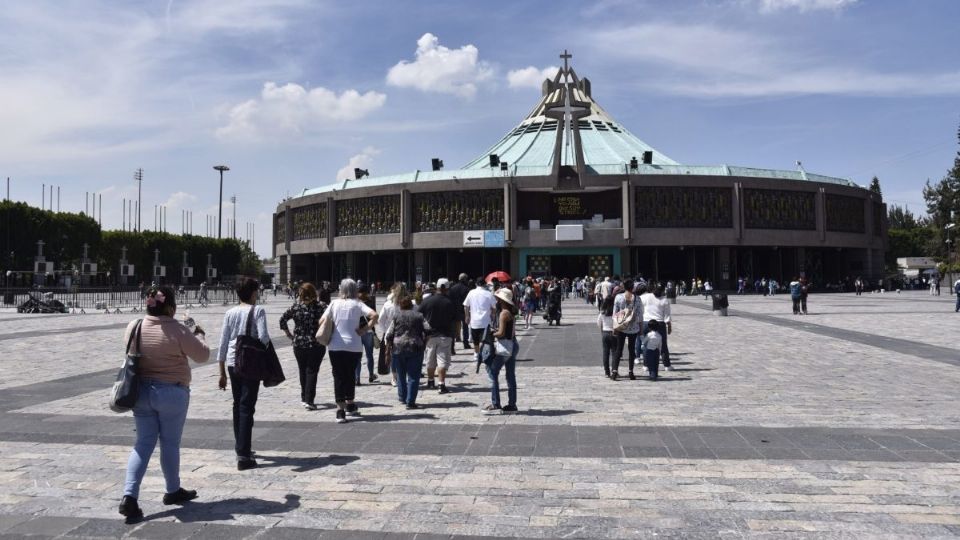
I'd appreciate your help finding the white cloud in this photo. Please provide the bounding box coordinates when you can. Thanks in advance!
[754,0,857,12]
[163,191,199,209]
[507,66,560,89]
[386,33,493,98]
[591,23,960,97]
[335,147,380,182]
[216,82,387,141]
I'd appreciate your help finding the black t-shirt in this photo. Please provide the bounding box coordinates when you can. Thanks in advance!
[447,282,470,320]
[417,293,456,337]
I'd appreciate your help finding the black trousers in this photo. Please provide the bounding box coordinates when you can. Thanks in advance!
[601,331,617,374]
[613,332,638,373]
[228,366,260,460]
[294,345,325,404]
[329,350,360,403]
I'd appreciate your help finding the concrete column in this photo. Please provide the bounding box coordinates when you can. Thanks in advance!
[733,183,743,241]
[503,183,513,242]
[816,188,826,242]
[283,205,292,256]
[278,255,287,285]
[326,198,335,250]
[401,190,411,247]
[621,180,632,241]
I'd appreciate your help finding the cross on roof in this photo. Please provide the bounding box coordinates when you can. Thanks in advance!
[560,50,572,73]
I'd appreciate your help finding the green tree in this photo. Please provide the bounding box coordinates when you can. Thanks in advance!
[869,176,882,195]
[921,120,960,259]
[887,205,918,230]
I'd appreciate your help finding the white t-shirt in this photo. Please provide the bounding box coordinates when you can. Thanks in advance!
[597,313,615,332]
[463,287,497,330]
[645,330,662,351]
[640,292,672,322]
[324,299,374,353]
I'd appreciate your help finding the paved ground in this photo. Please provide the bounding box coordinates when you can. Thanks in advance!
[0,291,958,538]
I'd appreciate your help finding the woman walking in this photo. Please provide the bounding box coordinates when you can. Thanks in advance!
[355,283,378,385]
[483,288,519,414]
[119,286,210,523]
[376,283,406,387]
[217,278,269,471]
[322,279,378,423]
[611,279,641,380]
[280,282,328,410]
[384,294,427,409]
[597,295,617,378]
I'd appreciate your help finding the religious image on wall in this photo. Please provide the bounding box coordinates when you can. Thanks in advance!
[634,187,733,228]
[825,194,865,233]
[412,190,503,232]
[292,203,327,240]
[588,255,612,278]
[743,189,816,230]
[274,212,286,244]
[336,195,400,236]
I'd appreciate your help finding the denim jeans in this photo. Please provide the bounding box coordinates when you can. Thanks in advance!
[228,366,260,460]
[486,341,518,408]
[293,345,324,404]
[613,332,637,373]
[643,347,661,379]
[393,350,424,405]
[355,332,375,381]
[124,380,190,498]
[600,331,617,374]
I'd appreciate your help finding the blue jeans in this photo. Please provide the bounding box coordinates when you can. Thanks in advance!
[637,322,670,366]
[124,380,190,498]
[486,340,518,408]
[393,350,424,405]
[356,332,375,381]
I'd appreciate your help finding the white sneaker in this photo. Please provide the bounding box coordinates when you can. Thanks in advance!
[390,379,397,387]
[664,366,674,372]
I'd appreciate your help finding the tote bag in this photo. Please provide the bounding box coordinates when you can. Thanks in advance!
[235,305,285,387]
[109,320,143,413]
[315,301,335,347]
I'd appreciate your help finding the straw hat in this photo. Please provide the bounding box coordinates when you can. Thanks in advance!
[494,288,514,306]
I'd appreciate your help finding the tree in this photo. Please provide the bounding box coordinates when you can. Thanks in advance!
[869,176,882,195]
[887,205,918,230]
[922,120,960,259]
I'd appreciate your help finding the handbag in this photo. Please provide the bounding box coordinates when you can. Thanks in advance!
[109,319,143,413]
[494,337,514,357]
[476,325,496,372]
[315,300,335,347]
[235,305,285,387]
[372,330,381,350]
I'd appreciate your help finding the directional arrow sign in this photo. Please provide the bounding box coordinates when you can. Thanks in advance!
[463,231,485,247]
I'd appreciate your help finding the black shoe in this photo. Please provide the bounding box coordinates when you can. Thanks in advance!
[604,371,611,378]
[426,380,436,390]
[611,371,619,381]
[163,487,198,505]
[336,409,347,423]
[438,384,449,394]
[369,375,378,383]
[346,403,361,417]
[406,403,418,410]
[629,372,636,380]
[118,496,143,524]
[237,459,258,471]
[355,379,362,386]
[502,405,518,413]
[463,344,472,350]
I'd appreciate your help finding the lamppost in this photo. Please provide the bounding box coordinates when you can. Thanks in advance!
[231,195,237,239]
[213,165,229,239]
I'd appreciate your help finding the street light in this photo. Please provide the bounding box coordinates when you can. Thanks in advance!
[213,165,229,239]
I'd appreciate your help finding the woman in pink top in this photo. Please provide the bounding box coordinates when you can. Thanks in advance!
[118,286,210,524]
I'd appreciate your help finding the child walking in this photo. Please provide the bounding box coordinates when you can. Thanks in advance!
[641,320,663,380]
[597,296,617,378]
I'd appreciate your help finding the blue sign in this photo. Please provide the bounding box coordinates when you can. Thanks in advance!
[484,229,505,248]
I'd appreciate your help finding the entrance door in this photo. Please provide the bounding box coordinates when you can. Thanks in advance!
[550,255,589,279]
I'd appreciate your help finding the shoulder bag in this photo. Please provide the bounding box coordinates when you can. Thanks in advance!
[476,325,497,372]
[316,300,335,347]
[109,320,143,413]
[235,305,285,387]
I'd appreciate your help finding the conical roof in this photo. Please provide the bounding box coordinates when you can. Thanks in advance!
[463,56,677,174]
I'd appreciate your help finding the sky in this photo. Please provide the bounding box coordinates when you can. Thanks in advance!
[2,0,958,257]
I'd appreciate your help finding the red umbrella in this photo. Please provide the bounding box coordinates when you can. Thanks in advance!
[485,271,511,284]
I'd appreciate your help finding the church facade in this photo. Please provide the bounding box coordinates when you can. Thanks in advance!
[273,56,886,288]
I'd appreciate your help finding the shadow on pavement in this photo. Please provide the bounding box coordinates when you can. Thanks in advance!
[146,494,301,522]
[258,454,359,472]
[519,409,582,417]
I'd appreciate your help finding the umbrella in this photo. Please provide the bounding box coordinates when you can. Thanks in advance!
[485,271,511,284]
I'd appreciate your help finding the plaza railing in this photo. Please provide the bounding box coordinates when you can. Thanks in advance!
[1,286,239,312]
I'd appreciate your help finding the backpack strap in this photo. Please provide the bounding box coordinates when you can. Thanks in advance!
[126,319,144,355]
[244,304,257,337]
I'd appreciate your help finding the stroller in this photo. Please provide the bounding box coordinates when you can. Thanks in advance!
[543,284,562,325]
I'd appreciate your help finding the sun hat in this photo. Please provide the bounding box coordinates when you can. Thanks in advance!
[494,288,514,306]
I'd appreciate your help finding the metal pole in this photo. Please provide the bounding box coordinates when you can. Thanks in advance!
[57,186,60,212]
[123,199,126,230]
[42,183,44,209]
[5,177,8,201]
[218,171,223,238]
[232,195,236,240]
[99,194,102,226]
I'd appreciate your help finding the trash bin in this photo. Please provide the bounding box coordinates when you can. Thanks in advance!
[711,293,728,316]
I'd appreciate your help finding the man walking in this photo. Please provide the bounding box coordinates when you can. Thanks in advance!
[419,279,457,393]
[448,274,471,350]
[464,276,497,364]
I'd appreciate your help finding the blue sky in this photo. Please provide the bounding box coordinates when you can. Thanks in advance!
[2,0,958,256]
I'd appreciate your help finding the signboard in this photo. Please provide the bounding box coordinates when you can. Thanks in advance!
[121,264,135,277]
[34,261,53,274]
[556,224,584,241]
[182,267,194,278]
[484,230,505,248]
[463,231,484,247]
[153,266,166,277]
[207,268,218,279]
[553,195,584,218]
[81,263,97,274]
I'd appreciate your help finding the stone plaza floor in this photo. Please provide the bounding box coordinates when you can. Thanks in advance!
[0,290,958,539]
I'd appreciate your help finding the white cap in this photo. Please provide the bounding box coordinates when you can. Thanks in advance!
[437,278,450,290]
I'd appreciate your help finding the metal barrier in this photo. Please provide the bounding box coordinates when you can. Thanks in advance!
[2,286,239,313]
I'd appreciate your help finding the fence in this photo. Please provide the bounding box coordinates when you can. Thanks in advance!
[1,286,238,312]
